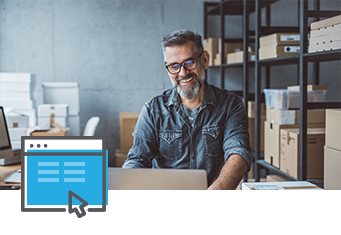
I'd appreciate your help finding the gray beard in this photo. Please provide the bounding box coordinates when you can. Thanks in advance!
[171,68,205,100]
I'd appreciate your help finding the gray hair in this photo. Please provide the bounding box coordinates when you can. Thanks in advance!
[161,29,204,61]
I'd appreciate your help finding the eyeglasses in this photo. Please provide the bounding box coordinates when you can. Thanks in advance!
[165,51,204,74]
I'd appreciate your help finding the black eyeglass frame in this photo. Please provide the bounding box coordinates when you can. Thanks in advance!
[165,51,204,75]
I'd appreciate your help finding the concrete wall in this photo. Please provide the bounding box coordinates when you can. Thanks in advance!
[0,0,340,166]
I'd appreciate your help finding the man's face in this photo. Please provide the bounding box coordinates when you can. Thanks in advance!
[164,42,209,100]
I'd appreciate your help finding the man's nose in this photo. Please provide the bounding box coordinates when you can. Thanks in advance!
[178,65,190,77]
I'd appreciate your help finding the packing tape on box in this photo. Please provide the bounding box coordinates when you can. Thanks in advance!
[50,114,55,128]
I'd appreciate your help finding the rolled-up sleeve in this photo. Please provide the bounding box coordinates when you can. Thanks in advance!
[122,102,157,168]
[222,96,252,170]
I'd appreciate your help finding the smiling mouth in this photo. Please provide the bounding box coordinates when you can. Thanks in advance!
[180,76,194,83]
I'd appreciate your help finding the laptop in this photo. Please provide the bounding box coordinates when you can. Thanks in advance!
[0,106,21,165]
[108,167,208,190]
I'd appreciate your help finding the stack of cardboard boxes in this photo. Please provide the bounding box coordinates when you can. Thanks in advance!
[5,110,29,149]
[324,109,341,190]
[204,38,243,66]
[115,112,139,167]
[0,73,37,148]
[226,47,255,64]
[31,104,69,136]
[259,33,301,60]
[264,85,327,178]
[37,104,69,130]
[309,14,341,53]
[42,82,80,136]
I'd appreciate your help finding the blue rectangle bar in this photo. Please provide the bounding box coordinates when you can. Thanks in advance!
[38,162,59,166]
[38,170,59,174]
[64,170,85,174]
[38,178,59,182]
[64,178,85,182]
[27,150,102,153]
[64,162,85,166]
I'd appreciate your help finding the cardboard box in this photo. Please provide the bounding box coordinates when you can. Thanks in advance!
[308,40,341,52]
[248,116,265,152]
[30,128,68,136]
[287,84,328,91]
[227,50,255,64]
[309,31,341,47]
[214,53,221,66]
[119,112,139,152]
[115,149,128,167]
[42,82,80,116]
[8,127,27,141]
[3,109,29,128]
[266,174,288,182]
[13,109,36,127]
[266,109,326,125]
[0,99,34,109]
[30,123,68,136]
[248,101,266,118]
[218,39,243,54]
[38,117,68,130]
[266,109,296,125]
[325,109,341,151]
[280,128,325,179]
[259,45,300,60]
[264,122,299,168]
[0,91,32,100]
[311,14,341,31]
[0,72,31,83]
[38,104,69,117]
[260,33,301,47]
[324,146,341,190]
[310,23,341,38]
[241,181,321,190]
[204,38,219,66]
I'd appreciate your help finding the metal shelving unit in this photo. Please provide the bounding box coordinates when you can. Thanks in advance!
[204,0,341,184]
[253,0,341,183]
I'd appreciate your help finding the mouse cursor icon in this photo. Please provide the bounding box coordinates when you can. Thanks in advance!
[68,191,89,218]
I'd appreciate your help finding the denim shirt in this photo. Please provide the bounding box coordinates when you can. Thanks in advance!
[122,82,252,186]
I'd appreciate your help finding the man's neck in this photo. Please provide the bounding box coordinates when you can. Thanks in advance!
[180,83,205,110]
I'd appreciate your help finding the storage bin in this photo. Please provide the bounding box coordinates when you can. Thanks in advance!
[264,89,327,110]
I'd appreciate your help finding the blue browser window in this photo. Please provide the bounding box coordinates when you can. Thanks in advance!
[26,152,104,206]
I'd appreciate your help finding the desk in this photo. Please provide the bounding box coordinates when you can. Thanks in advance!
[0,164,21,189]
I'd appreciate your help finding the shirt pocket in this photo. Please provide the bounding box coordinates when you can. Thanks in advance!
[202,125,224,158]
[159,130,182,160]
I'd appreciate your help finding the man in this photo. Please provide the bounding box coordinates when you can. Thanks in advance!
[122,29,251,190]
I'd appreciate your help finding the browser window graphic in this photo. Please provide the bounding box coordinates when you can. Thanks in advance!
[21,136,107,215]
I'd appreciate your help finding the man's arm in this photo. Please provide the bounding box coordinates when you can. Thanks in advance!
[208,154,248,190]
[122,103,157,168]
[209,95,252,189]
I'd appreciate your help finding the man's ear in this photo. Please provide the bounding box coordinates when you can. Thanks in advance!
[203,50,210,69]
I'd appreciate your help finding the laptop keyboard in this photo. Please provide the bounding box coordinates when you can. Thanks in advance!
[4,169,21,183]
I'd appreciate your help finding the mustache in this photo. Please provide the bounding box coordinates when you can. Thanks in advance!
[176,73,198,82]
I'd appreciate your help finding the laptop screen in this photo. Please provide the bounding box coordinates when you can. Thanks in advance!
[0,107,12,150]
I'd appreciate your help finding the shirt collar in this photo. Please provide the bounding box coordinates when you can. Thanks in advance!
[165,81,217,107]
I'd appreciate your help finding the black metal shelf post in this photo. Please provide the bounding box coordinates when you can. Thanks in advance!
[299,0,309,181]
[254,0,261,182]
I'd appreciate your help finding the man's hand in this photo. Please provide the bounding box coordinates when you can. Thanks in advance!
[208,154,248,190]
